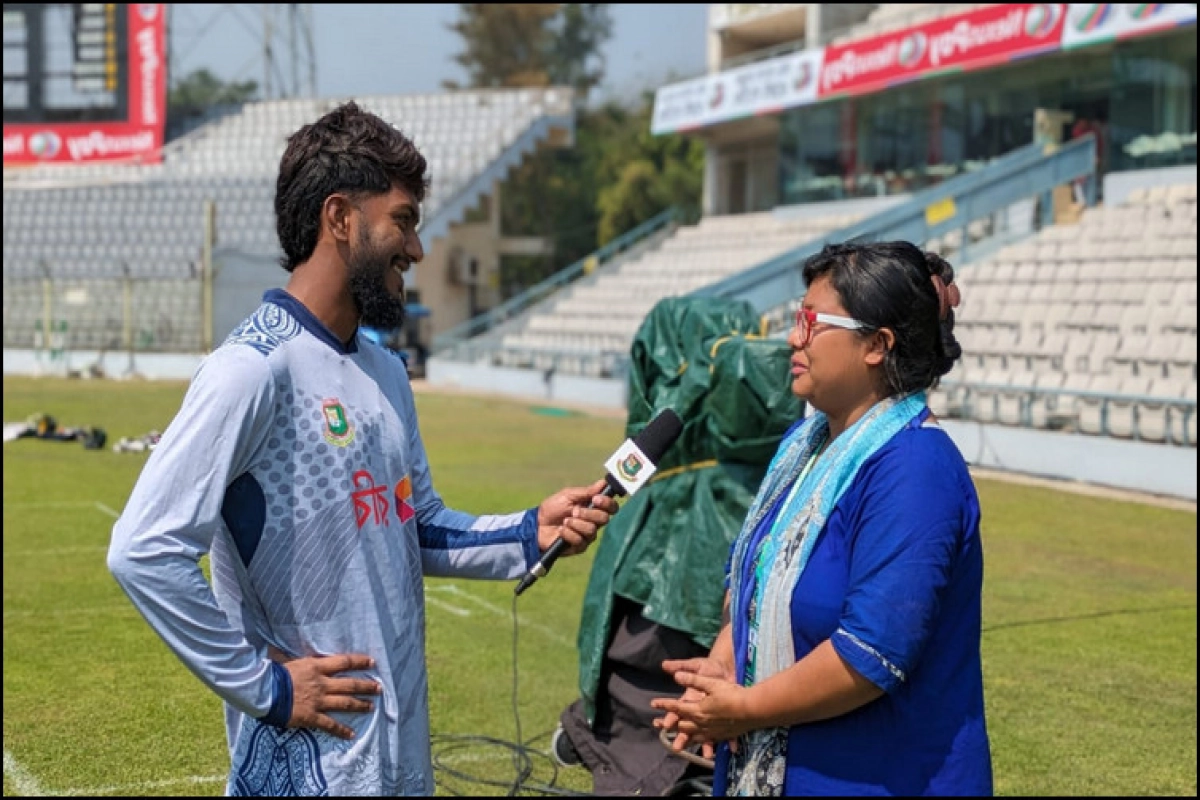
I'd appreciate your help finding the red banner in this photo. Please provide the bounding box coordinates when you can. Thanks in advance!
[818,3,1066,99]
[3,4,166,165]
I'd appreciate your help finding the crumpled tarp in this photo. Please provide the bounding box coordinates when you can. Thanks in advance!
[575,295,803,722]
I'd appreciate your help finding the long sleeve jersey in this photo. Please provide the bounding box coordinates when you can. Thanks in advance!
[108,289,541,795]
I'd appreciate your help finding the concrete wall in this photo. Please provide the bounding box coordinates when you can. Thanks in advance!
[940,419,1196,502]
[424,358,1196,501]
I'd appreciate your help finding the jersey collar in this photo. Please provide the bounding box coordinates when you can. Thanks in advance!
[262,288,360,355]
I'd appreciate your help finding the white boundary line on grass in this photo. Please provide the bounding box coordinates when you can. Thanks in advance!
[427,583,572,647]
[0,500,120,518]
[59,773,226,796]
[4,749,46,796]
[93,501,120,518]
[425,595,471,617]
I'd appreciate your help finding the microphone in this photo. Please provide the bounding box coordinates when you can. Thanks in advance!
[514,408,684,596]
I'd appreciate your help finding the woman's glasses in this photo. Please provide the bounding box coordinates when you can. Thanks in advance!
[794,308,867,348]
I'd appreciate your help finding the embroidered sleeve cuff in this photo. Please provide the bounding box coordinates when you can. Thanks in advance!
[832,627,907,694]
[261,661,293,727]
[520,508,540,569]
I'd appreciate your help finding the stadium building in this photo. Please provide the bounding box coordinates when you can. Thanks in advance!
[660,3,1196,214]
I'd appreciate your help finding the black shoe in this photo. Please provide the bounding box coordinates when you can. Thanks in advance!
[550,725,582,768]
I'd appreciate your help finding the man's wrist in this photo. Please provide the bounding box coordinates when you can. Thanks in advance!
[261,661,293,727]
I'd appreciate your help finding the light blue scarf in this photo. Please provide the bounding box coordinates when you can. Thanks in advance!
[725,391,927,795]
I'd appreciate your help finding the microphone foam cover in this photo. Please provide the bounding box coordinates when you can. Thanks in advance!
[632,408,683,464]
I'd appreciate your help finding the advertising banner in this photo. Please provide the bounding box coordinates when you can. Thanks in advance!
[1061,3,1198,49]
[651,47,824,135]
[652,3,1196,135]
[3,4,166,165]
[819,3,1067,98]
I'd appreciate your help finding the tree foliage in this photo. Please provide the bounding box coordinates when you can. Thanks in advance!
[498,94,705,292]
[445,5,703,295]
[444,4,612,98]
[167,68,259,139]
[169,68,258,114]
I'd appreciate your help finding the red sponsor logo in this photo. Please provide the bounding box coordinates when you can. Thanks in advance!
[394,476,415,524]
[819,4,1066,98]
[351,470,390,529]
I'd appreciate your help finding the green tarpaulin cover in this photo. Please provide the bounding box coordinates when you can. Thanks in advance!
[576,295,803,722]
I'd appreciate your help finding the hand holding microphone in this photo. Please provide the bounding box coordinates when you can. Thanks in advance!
[515,409,684,596]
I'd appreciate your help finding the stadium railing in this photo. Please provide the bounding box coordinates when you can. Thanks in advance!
[689,133,1099,315]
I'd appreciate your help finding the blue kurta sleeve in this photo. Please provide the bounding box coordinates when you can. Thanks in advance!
[829,428,978,694]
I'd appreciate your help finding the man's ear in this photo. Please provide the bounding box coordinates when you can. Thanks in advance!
[322,193,354,244]
[864,328,895,367]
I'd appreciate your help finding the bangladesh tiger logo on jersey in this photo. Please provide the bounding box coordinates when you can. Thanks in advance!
[321,398,356,447]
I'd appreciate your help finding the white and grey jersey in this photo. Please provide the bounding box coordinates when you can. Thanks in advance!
[108,288,540,796]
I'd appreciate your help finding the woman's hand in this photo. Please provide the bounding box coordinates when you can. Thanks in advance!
[652,656,741,757]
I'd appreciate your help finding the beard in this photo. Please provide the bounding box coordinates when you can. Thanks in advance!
[347,226,407,330]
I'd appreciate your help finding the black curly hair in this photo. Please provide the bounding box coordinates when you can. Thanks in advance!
[274,101,430,272]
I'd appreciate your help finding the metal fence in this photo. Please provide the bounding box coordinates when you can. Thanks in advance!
[2,266,205,355]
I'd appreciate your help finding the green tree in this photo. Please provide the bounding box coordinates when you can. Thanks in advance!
[498,95,704,293]
[443,5,560,90]
[587,93,704,247]
[547,4,613,99]
[167,68,259,139]
[444,5,702,295]
[596,159,660,244]
[444,4,612,99]
[168,68,258,114]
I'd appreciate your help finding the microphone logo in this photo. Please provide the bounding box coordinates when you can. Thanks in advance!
[618,454,644,481]
[604,440,659,496]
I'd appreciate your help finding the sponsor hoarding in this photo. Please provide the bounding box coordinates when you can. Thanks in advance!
[1061,3,1198,49]
[3,4,166,165]
[651,48,824,135]
[818,4,1066,99]
[653,3,1199,134]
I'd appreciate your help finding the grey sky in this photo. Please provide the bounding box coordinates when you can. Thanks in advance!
[167,4,710,105]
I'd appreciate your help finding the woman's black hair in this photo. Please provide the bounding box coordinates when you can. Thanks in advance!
[801,240,963,395]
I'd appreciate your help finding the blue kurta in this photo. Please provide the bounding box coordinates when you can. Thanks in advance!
[717,409,992,796]
[108,289,541,796]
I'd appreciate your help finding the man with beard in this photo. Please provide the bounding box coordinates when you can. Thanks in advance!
[107,101,619,796]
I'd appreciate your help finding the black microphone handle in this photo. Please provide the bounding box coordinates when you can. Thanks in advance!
[513,482,620,596]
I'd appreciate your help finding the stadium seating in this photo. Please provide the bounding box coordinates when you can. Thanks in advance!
[932,182,1197,445]
[2,88,571,352]
[483,210,859,376]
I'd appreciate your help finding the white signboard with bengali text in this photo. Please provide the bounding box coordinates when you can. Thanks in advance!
[651,47,824,135]
[1061,3,1197,49]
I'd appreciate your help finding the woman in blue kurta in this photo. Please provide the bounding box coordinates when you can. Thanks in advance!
[651,241,992,796]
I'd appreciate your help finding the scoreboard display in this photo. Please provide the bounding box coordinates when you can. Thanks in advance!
[3,3,164,164]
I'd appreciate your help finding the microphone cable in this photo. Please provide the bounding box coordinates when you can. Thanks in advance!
[429,593,591,797]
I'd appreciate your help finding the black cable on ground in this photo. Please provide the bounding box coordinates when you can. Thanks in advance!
[428,594,592,797]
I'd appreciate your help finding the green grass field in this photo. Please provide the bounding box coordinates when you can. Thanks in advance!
[3,376,1196,797]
